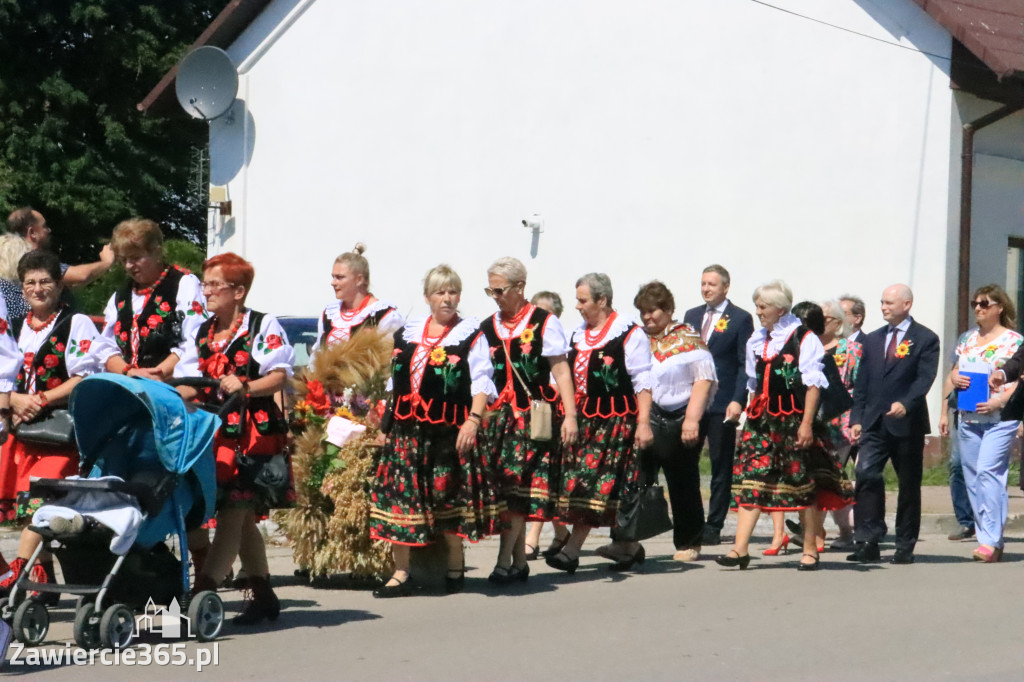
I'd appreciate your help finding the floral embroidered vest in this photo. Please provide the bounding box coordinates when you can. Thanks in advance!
[196,311,287,438]
[390,326,479,426]
[16,307,75,394]
[319,304,395,347]
[480,307,559,411]
[568,326,639,418]
[748,326,810,418]
[114,266,190,367]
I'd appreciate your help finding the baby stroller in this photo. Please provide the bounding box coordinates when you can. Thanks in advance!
[0,374,223,648]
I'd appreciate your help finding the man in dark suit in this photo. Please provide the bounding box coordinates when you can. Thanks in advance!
[683,264,755,545]
[848,284,939,564]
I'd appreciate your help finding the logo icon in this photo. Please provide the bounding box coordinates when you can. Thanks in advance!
[136,598,195,640]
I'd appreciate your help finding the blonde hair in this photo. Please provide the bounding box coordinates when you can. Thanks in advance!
[334,242,370,287]
[487,257,527,285]
[423,264,462,296]
[111,218,163,259]
[820,299,851,338]
[752,280,793,313]
[0,233,31,280]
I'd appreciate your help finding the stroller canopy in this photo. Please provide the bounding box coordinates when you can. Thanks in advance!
[70,374,219,476]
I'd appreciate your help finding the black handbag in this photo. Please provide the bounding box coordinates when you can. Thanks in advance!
[235,452,291,506]
[612,483,674,542]
[818,354,853,422]
[15,408,75,447]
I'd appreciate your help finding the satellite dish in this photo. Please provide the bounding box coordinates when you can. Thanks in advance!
[175,46,238,120]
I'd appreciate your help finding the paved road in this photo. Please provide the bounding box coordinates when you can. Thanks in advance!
[2,502,1021,681]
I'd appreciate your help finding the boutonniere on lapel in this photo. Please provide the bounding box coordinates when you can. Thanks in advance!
[895,339,913,359]
[714,315,730,333]
[833,353,846,368]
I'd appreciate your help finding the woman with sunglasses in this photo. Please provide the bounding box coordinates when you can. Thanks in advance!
[99,218,207,379]
[178,252,295,623]
[310,243,403,357]
[478,258,577,584]
[938,284,1023,563]
[0,250,104,596]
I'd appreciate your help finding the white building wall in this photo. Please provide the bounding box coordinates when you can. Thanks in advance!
[210,0,963,416]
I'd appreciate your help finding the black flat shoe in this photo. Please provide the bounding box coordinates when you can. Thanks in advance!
[715,551,751,570]
[891,550,915,565]
[608,545,646,572]
[796,553,820,571]
[545,551,579,574]
[846,542,881,563]
[786,519,804,538]
[489,564,530,584]
[541,534,571,559]
[373,575,414,598]
[525,544,540,561]
[445,570,465,594]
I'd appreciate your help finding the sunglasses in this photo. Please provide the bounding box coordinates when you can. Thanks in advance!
[484,283,521,298]
[971,300,996,310]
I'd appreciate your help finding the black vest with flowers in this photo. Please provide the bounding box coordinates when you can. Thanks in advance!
[319,305,396,348]
[480,307,559,411]
[750,326,809,417]
[114,266,188,368]
[16,307,74,394]
[390,324,480,427]
[568,326,639,418]
[196,311,287,438]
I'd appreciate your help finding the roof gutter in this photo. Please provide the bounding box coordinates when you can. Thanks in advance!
[958,103,1023,332]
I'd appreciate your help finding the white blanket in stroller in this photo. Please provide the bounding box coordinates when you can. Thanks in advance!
[32,476,143,555]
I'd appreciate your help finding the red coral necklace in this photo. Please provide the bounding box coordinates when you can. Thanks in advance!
[207,310,247,353]
[134,267,168,297]
[26,309,58,332]
[584,311,617,347]
[500,302,531,331]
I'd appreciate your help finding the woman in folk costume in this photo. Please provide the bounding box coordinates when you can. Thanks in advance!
[177,252,295,624]
[716,281,851,572]
[99,218,206,378]
[546,272,654,574]
[369,264,501,597]
[310,243,403,357]
[478,258,577,585]
[0,250,104,596]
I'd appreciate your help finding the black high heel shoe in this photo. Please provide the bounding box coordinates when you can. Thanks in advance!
[488,563,530,585]
[715,551,751,570]
[373,574,414,598]
[544,551,579,574]
[608,545,646,572]
[796,553,820,572]
[541,533,571,559]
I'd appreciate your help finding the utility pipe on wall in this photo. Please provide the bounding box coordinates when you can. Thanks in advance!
[958,103,1022,332]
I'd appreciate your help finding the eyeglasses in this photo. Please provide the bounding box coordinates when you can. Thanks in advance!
[484,283,521,299]
[201,280,237,292]
[22,278,56,290]
[971,300,996,310]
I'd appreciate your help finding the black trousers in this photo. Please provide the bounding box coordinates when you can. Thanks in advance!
[696,413,737,532]
[853,425,924,552]
[640,405,704,549]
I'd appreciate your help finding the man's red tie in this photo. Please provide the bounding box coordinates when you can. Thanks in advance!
[885,327,899,362]
[701,309,713,343]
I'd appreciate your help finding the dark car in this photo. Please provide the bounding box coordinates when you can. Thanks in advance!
[278,316,319,370]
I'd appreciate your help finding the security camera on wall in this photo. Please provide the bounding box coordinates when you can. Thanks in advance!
[522,215,543,231]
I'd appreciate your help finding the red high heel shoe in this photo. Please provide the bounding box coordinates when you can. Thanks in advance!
[762,534,790,556]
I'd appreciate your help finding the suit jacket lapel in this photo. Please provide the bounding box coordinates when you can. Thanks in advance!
[883,321,913,377]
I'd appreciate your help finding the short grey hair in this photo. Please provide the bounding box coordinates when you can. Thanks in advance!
[423,264,462,296]
[839,294,866,321]
[702,264,731,287]
[487,256,527,285]
[576,272,614,308]
[531,291,563,317]
[752,280,793,314]
[820,299,851,338]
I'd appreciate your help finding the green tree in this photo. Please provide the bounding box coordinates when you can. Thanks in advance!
[0,1,221,262]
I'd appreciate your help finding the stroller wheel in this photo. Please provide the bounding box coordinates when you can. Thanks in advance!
[12,599,49,645]
[73,602,102,650]
[99,603,135,649]
[0,597,12,623]
[187,590,224,642]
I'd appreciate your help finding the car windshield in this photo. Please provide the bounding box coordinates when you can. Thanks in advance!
[278,317,319,369]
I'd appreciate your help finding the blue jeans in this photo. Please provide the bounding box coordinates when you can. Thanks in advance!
[947,413,974,529]
[958,419,1018,548]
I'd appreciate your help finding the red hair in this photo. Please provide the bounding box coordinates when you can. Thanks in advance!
[203,252,254,302]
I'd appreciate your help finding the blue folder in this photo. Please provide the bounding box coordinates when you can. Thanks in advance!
[957,370,990,411]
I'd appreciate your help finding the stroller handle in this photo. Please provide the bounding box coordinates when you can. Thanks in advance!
[167,377,244,422]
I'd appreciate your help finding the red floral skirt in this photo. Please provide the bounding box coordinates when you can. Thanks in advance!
[557,413,638,527]
[482,404,561,521]
[0,436,78,523]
